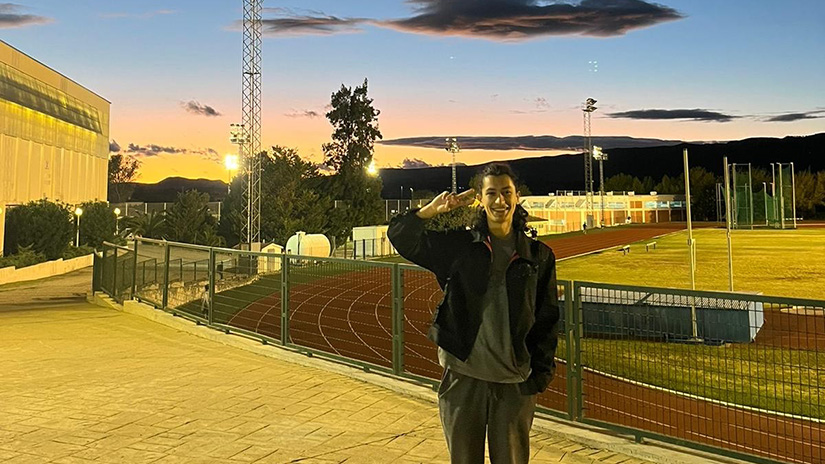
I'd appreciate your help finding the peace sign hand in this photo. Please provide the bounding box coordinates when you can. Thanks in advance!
[417,189,476,219]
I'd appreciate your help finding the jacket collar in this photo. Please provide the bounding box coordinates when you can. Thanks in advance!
[470,228,536,263]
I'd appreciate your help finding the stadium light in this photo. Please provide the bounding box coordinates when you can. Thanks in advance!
[224,154,239,194]
[367,159,378,176]
[445,137,460,193]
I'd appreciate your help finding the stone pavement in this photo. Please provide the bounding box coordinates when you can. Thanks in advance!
[0,301,708,464]
[0,268,91,310]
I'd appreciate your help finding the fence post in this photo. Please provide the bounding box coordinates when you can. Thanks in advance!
[162,243,171,308]
[564,281,579,421]
[280,253,290,345]
[391,264,405,376]
[92,250,100,293]
[131,239,139,300]
[572,281,584,420]
[208,248,216,325]
[112,247,119,302]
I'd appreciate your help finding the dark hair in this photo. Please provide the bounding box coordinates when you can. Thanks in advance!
[472,163,529,233]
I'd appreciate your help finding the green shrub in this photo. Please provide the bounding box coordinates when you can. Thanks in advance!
[0,245,47,269]
[63,245,95,259]
[78,201,116,248]
[4,200,73,260]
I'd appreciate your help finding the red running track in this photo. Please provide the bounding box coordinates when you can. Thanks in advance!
[222,222,821,464]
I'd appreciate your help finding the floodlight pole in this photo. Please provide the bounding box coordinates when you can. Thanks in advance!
[683,149,698,339]
[445,138,460,194]
[723,157,734,291]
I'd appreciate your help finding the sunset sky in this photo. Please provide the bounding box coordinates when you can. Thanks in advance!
[3,0,824,183]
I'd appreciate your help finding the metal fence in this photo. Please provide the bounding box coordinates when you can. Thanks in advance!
[95,239,823,464]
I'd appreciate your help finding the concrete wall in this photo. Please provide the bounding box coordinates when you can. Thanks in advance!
[0,40,110,256]
[0,254,93,285]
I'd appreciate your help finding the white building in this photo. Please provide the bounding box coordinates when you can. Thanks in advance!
[0,40,110,255]
[521,192,686,235]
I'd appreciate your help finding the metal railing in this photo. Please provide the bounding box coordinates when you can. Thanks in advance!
[95,238,823,464]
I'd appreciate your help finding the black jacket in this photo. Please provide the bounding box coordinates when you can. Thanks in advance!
[388,209,560,394]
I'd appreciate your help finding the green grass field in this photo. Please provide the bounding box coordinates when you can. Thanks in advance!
[557,228,825,300]
[555,338,824,419]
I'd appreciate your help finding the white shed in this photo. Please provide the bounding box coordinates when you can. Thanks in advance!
[258,243,283,274]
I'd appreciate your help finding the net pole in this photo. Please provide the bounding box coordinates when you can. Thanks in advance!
[779,162,785,229]
[791,162,797,229]
[683,149,698,339]
[723,157,734,291]
[748,163,754,230]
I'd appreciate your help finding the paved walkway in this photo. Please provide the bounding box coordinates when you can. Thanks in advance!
[0,302,664,464]
[0,268,91,310]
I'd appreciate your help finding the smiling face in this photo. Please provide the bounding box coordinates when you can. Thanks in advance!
[480,174,519,229]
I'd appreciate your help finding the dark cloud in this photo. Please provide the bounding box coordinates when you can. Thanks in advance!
[260,13,367,36]
[382,0,684,40]
[535,97,550,108]
[381,135,682,151]
[765,110,825,122]
[285,109,322,118]
[608,108,737,122]
[109,140,121,153]
[401,158,432,169]
[126,143,185,157]
[181,101,222,117]
[0,3,53,28]
[253,0,682,41]
[122,143,221,162]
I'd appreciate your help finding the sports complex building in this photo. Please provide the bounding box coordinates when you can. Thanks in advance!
[0,40,110,255]
[521,191,686,234]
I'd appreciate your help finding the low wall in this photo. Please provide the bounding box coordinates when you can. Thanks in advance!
[0,254,93,286]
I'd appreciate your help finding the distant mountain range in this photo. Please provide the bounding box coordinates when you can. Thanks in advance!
[380,135,683,151]
[129,178,228,203]
[379,133,825,197]
[128,133,824,202]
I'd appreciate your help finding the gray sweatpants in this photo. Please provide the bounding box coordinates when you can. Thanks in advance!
[438,368,537,464]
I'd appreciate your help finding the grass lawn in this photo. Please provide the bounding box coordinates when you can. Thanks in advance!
[556,338,824,419]
[557,228,825,300]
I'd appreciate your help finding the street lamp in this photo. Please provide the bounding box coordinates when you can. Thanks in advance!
[445,137,460,194]
[224,154,239,194]
[74,207,83,247]
[113,207,121,235]
[592,146,608,226]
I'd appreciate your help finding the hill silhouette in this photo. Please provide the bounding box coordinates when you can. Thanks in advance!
[129,133,823,201]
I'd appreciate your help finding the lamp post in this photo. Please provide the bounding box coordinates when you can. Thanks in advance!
[224,154,239,194]
[113,207,121,235]
[582,98,598,229]
[74,207,83,247]
[445,138,460,194]
[592,145,607,227]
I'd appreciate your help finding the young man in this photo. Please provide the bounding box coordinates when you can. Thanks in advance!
[388,163,560,464]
